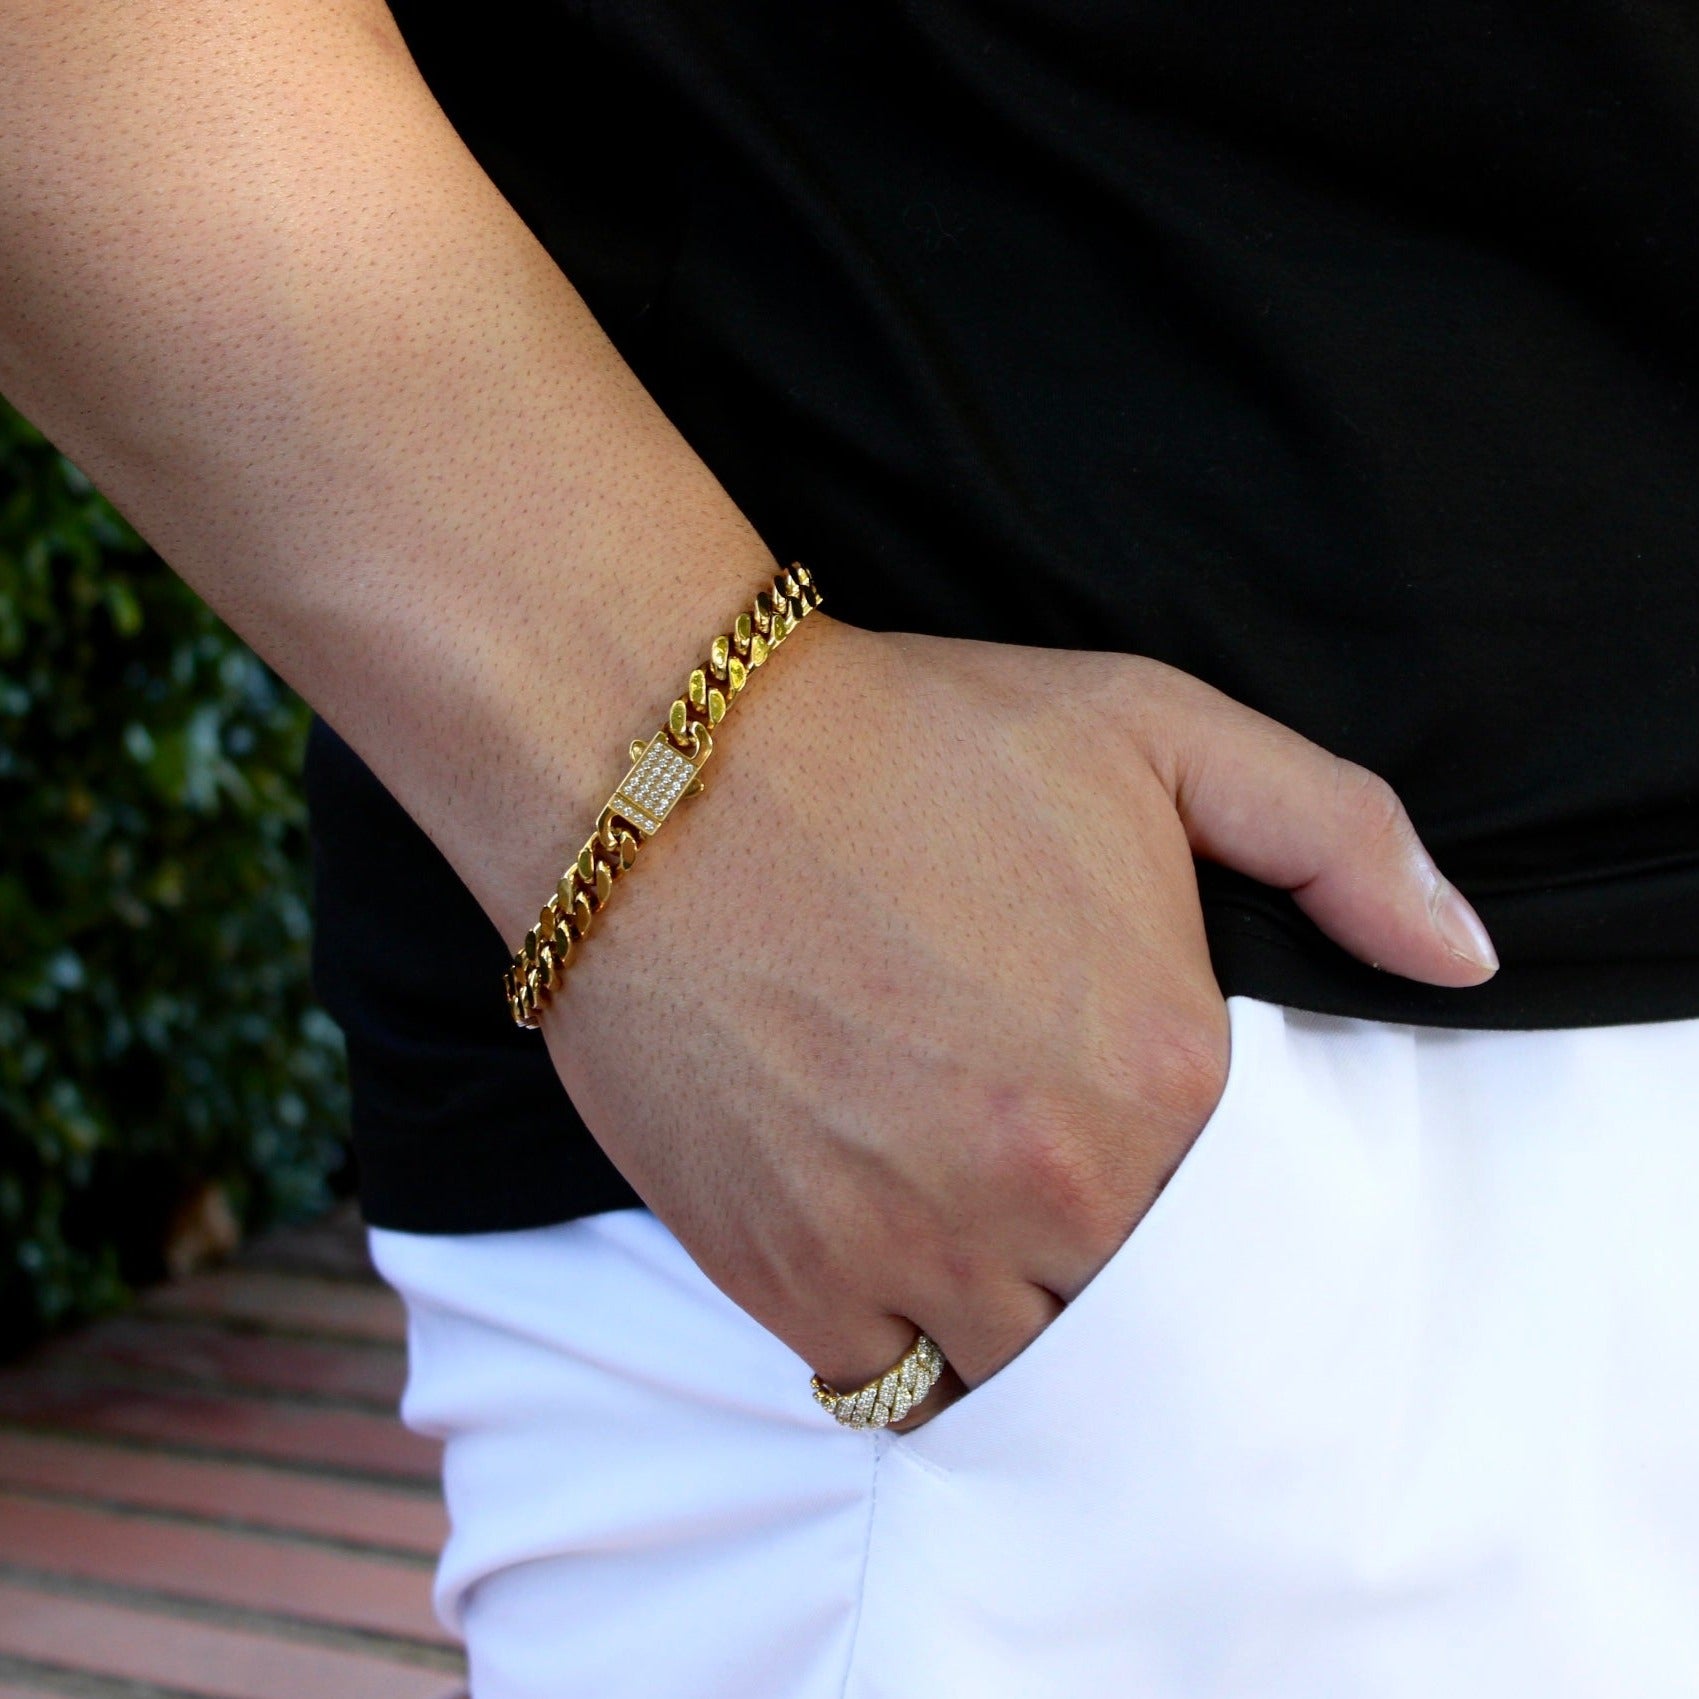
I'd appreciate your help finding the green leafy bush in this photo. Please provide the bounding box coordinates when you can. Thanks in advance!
[0,394,349,1354]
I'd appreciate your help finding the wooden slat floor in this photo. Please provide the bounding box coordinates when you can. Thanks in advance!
[0,1202,466,1698]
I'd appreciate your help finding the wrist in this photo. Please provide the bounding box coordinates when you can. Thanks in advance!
[443,536,793,945]
[470,562,854,959]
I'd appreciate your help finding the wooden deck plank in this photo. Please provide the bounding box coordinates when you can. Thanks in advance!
[0,1433,444,1555]
[41,1316,407,1408]
[0,1494,450,1646]
[0,1204,467,1693]
[0,1381,439,1482]
[141,1273,406,1346]
[0,1582,461,1699]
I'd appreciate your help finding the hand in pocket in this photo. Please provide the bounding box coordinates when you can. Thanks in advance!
[536,616,1499,1430]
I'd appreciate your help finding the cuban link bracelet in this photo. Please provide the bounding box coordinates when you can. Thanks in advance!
[503,561,823,1029]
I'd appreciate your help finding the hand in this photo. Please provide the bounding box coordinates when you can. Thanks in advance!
[535,614,1497,1429]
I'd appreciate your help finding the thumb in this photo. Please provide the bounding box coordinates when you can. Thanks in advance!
[1129,660,1499,988]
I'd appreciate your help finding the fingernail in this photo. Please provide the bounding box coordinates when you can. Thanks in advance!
[1429,875,1499,974]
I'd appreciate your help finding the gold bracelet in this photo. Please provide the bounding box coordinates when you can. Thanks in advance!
[503,561,823,1028]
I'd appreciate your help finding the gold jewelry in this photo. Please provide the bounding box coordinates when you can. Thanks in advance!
[504,560,823,1028]
[811,1332,946,1429]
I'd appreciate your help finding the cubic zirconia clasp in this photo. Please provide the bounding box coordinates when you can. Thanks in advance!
[607,731,709,839]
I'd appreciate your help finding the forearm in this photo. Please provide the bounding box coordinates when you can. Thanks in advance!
[0,0,787,942]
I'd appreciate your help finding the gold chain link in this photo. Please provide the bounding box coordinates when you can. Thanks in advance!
[810,1332,946,1429]
[503,561,823,1028]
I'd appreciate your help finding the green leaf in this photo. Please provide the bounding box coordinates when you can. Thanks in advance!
[0,390,350,1356]
[104,579,144,638]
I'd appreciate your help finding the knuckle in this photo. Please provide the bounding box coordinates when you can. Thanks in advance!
[1115,649,1193,704]
[970,1000,1234,1252]
[972,1310,1057,1386]
[1332,760,1411,847]
[1137,1002,1231,1134]
[983,1084,1109,1235]
[1105,651,1180,742]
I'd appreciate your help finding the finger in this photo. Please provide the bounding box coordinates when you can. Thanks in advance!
[806,1312,935,1407]
[886,1359,969,1431]
[890,1281,1065,1434]
[804,1281,1065,1435]
[1128,661,1499,987]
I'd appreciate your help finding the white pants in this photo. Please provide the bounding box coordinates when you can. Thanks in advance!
[371,995,1699,1698]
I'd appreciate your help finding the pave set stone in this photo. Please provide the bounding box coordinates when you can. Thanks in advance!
[613,738,697,835]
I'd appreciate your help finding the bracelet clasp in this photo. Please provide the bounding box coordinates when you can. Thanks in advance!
[609,729,712,839]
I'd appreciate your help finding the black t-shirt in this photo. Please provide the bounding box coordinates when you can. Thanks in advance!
[307,0,1699,1234]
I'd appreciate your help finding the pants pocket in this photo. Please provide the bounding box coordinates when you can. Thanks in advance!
[370,1210,879,1698]
[892,993,1280,1473]
[842,993,1405,1697]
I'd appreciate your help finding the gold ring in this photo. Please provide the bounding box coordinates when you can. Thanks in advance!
[810,1332,946,1429]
